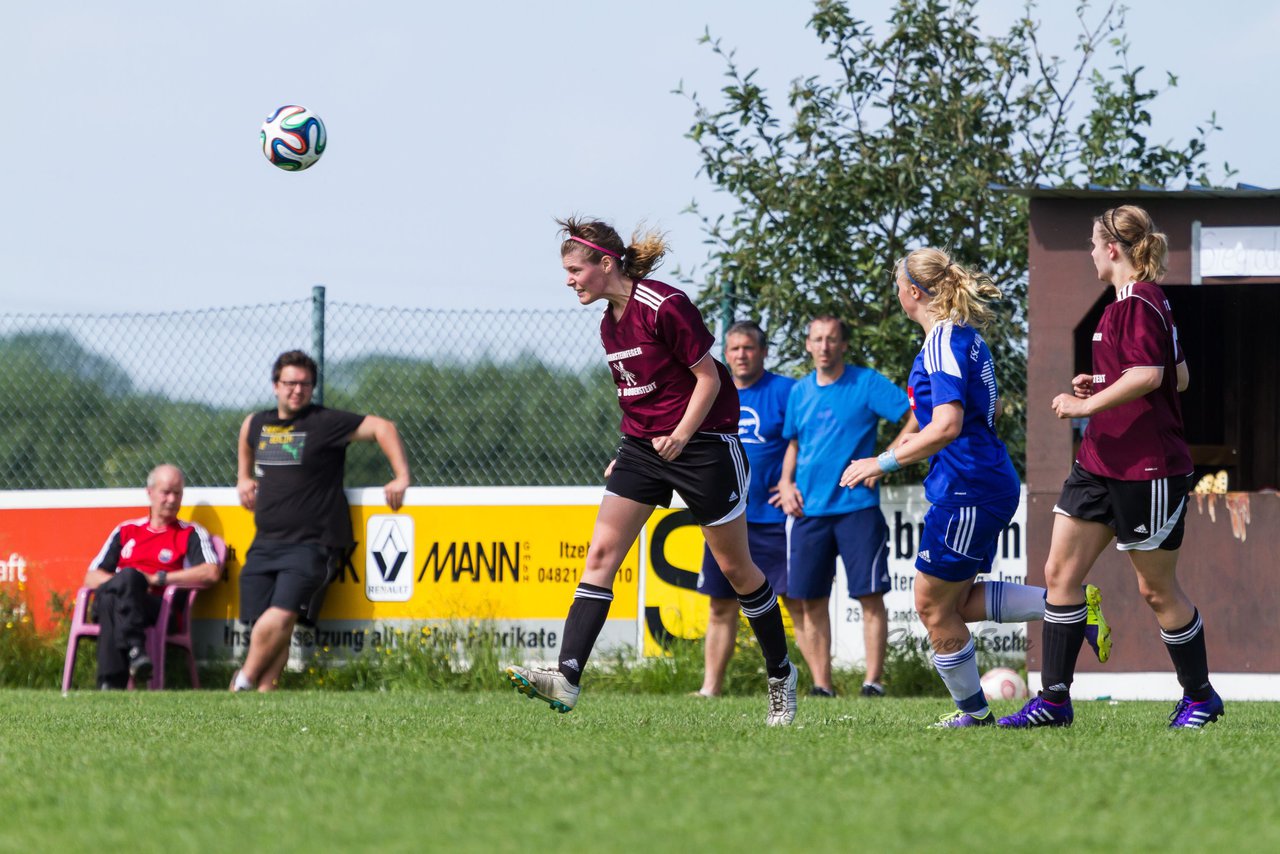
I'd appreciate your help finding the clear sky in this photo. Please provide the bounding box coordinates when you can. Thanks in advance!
[3,1,1276,316]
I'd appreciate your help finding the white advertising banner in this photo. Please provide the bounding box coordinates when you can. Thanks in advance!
[830,486,1028,666]
[1199,226,1280,277]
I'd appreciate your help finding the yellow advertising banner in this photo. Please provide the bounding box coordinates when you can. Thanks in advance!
[640,508,709,656]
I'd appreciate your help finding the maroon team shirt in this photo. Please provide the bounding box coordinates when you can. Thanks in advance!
[1077,281,1192,480]
[600,279,738,439]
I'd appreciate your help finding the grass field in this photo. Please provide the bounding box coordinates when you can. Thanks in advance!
[3,688,1275,852]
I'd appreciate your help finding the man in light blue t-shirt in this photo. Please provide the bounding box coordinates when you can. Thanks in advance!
[695,321,796,696]
[779,316,913,697]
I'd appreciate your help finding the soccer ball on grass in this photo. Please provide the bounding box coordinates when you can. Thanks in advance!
[980,667,1029,701]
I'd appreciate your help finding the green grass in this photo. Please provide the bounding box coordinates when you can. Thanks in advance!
[3,689,1275,852]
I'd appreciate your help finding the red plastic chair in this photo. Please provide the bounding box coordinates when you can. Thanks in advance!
[62,534,225,691]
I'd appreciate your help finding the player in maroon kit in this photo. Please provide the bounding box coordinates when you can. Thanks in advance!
[505,217,798,724]
[83,464,222,689]
[999,204,1223,729]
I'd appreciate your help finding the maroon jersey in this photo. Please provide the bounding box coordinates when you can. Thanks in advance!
[600,279,738,439]
[90,517,216,591]
[1077,281,1192,480]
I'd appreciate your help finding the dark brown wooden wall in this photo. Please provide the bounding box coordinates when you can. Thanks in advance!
[1025,195,1280,673]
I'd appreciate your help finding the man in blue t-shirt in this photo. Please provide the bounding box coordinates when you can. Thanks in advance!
[695,321,796,696]
[779,316,913,697]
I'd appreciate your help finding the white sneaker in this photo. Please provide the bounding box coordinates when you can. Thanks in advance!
[766,664,798,726]
[505,665,579,713]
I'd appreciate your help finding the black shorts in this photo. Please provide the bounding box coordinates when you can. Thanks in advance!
[239,539,333,623]
[606,433,748,526]
[1053,462,1192,551]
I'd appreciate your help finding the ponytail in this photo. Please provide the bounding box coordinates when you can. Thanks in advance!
[557,216,669,280]
[1096,205,1168,282]
[898,248,1002,330]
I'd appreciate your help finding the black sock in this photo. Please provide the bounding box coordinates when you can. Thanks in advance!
[557,583,613,686]
[1161,610,1213,701]
[738,582,791,679]
[1041,600,1087,704]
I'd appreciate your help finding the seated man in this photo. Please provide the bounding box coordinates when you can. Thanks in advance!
[84,463,222,689]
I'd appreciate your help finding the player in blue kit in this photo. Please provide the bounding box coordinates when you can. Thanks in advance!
[841,248,1110,726]
[694,321,796,697]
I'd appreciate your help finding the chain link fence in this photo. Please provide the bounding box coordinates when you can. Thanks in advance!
[0,291,622,488]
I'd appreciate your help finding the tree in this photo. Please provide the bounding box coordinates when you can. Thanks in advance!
[0,332,161,488]
[681,0,1228,472]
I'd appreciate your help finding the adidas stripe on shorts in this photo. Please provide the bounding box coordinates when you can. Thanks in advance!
[1053,461,1192,551]
[605,433,748,527]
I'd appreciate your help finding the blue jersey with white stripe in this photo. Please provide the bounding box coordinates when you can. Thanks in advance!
[909,322,1019,509]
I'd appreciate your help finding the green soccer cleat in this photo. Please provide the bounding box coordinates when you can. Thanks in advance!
[1084,584,1112,663]
[505,665,579,713]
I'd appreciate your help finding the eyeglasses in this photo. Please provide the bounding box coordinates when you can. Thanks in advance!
[277,380,315,390]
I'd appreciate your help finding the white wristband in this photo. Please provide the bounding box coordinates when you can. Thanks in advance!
[876,449,901,473]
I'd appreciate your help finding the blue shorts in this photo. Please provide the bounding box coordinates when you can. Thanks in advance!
[697,521,788,599]
[788,508,891,600]
[915,501,1017,582]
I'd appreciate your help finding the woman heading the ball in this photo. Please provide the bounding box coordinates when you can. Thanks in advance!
[504,218,797,725]
[840,248,1110,727]
[999,205,1222,729]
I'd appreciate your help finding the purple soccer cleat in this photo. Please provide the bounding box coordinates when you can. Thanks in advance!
[1168,692,1225,729]
[996,694,1074,728]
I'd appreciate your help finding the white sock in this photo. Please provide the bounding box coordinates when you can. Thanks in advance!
[932,636,988,716]
[984,581,1046,623]
[234,670,254,691]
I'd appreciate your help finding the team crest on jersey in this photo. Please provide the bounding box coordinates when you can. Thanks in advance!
[158,548,173,563]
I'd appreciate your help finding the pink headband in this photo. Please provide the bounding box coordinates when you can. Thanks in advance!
[569,235,622,259]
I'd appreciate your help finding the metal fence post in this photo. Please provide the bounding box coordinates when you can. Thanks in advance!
[719,278,734,355]
[312,285,326,404]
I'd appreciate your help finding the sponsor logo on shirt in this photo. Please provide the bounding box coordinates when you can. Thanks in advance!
[122,538,135,559]
[1093,374,1106,384]
[257,425,306,466]
[620,383,657,397]
[605,347,643,362]
[738,406,764,443]
[969,341,981,361]
[1093,332,1103,341]
[613,361,638,386]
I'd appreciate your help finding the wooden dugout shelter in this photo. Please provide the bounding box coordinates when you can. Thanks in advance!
[1012,185,1280,700]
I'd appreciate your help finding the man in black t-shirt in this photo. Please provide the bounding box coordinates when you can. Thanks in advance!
[232,350,410,692]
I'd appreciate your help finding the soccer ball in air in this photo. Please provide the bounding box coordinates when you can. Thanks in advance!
[980,667,1029,701]
[260,105,326,171]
